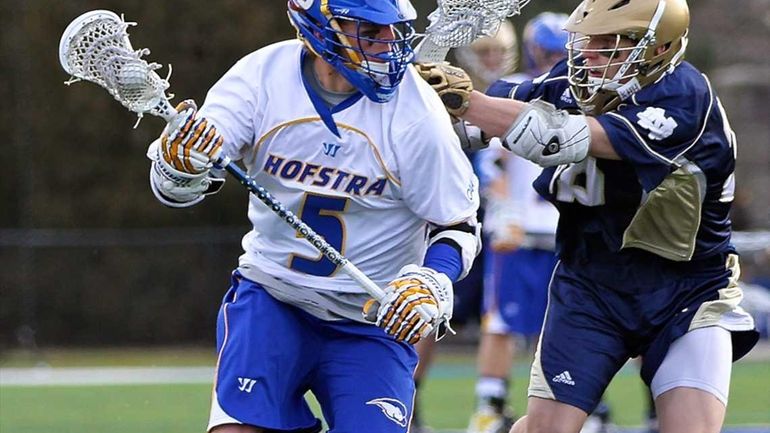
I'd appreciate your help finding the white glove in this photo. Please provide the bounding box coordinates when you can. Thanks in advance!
[363,265,453,344]
[453,120,489,152]
[502,99,590,167]
[160,99,224,175]
[147,139,225,208]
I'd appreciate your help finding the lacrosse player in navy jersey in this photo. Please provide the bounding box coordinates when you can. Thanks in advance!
[417,1,759,433]
[144,0,483,431]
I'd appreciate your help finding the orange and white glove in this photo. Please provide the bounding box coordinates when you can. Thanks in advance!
[147,99,225,207]
[364,264,454,344]
[160,99,224,174]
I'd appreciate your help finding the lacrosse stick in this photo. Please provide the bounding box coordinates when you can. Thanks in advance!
[58,10,385,301]
[414,0,530,62]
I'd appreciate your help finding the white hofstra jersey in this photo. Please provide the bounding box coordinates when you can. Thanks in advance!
[198,40,479,294]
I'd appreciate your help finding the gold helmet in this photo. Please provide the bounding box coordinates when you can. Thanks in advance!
[564,0,690,114]
[454,20,518,90]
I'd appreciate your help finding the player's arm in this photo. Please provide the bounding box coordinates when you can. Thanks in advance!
[416,62,620,165]
[464,91,620,160]
[365,217,480,344]
[426,218,481,281]
[147,58,257,207]
[364,107,481,344]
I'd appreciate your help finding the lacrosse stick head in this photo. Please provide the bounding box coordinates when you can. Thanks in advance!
[59,10,176,121]
[414,0,530,62]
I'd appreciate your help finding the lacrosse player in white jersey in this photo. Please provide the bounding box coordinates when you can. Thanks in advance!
[145,0,480,431]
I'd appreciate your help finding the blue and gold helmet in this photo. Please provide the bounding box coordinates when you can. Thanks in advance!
[288,0,416,103]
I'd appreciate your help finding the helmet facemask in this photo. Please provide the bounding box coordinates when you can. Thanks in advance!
[567,33,649,114]
[329,18,415,99]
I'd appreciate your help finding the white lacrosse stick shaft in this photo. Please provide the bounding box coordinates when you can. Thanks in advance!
[59,9,385,301]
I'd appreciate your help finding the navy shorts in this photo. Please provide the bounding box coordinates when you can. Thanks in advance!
[530,253,758,414]
[212,273,418,432]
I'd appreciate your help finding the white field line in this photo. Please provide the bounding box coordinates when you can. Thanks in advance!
[1,340,768,387]
[0,366,214,387]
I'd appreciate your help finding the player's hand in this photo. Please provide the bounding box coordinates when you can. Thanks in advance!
[160,100,224,175]
[503,100,590,167]
[415,62,473,118]
[363,265,454,344]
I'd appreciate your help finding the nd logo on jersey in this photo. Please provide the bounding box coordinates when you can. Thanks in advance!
[637,107,678,140]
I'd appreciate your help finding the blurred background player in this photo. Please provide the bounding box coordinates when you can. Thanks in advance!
[464,13,568,433]
[455,20,520,91]
[410,21,517,433]
[146,0,481,431]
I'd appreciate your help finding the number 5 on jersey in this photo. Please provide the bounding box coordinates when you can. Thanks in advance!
[289,193,349,277]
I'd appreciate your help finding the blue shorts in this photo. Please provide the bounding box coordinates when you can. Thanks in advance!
[530,254,758,414]
[482,248,557,335]
[213,273,418,432]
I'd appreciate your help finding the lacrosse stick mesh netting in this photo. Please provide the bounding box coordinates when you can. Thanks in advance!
[425,0,529,48]
[61,11,173,119]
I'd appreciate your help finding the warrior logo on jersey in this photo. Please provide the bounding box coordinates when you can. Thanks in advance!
[366,398,408,427]
[322,142,342,157]
[637,107,678,141]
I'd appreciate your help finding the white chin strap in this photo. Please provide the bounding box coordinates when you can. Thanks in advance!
[587,74,643,103]
[588,75,619,92]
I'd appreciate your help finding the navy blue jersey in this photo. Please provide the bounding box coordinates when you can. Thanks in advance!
[487,60,738,273]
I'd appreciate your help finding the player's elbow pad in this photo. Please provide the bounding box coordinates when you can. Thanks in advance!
[428,217,482,280]
[502,100,590,167]
[147,139,225,208]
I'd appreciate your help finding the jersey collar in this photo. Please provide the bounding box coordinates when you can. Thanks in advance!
[300,50,363,138]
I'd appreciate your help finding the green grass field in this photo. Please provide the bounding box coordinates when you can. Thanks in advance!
[1,348,768,432]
